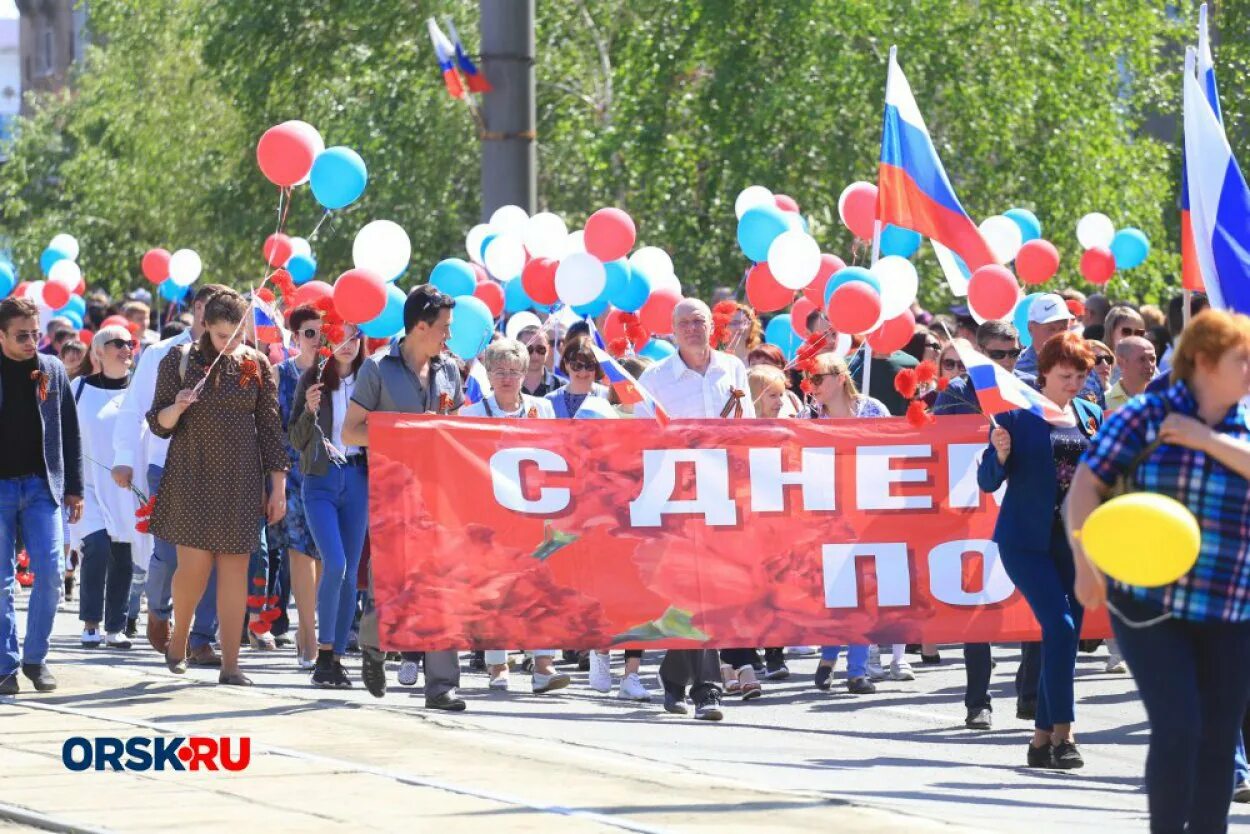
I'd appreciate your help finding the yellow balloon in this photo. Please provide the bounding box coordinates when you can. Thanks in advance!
[1076,493,1201,587]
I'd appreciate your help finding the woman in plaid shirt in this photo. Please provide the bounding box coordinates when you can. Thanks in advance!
[1067,309,1250,834]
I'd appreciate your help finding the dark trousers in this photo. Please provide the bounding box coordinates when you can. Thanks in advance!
[660,649,721,700]
[719,648,758,670]
[78,531,133,634]
[1112,591,1250,834]
[963,643,992,711]
[1016,641,1040,704]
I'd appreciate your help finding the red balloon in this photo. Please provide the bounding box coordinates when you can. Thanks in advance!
[470,262,489,284]
[142,248,171,284]
[521,257,559,305]
[42,280,70,310]
[774,194,800,213]
[291,280,334,311]
[604,308,651,345]
[840,183,878,240]
[803,253,846,306]
[1016,239,1060,285]
[1080,246,1116,285]
[78,328,93,344]
[640,288,682,334]
[256,123,317,188]
[791,297,817,338]
[584,208,637,262]
[967,265,1020,320]
[11,281,27,299]
[867,309,917,354]
[263,233,294,268]
[101,314,130,329]
[332,269,387,324]
[473,281,505,318]
[745,262,794,313]
[826,282,882,335]
[73,277,85,296]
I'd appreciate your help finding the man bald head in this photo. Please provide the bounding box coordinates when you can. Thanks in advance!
[672,298,713,359]
[1115,335,1156,395]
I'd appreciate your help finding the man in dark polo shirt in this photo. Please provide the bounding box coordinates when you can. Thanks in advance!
[342,285,465,709]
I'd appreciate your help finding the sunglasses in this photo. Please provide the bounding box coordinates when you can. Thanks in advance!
[565,360,596,373]
[924,341,941,352]
[984,348,1022,361]
[1119,327,1147,338]
[104,338,138,350]
[1094,355,1115,366]
[941,358,966,372]
[11,330,40,345]
[527,344,548,356]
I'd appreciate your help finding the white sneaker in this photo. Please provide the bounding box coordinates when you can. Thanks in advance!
[617,672,652,702]
[489,671,510,690]
[397,660,420,686]
[866,645,886,681]
[1105,655,1127,674]
[889,659,915,681]
[589,651,612,692]
[532,671,571,694]
[786,646,818,656]
[104,631,132,649]
[80,628,102,648]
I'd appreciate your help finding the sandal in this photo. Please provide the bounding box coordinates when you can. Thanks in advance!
[218,671,253,686]
[738,667,763,700]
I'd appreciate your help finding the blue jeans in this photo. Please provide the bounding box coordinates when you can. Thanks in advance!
[78,530,133,634]
[303,461,369,656]
[128,567,145,620]
[998,524,1083,731]
[0,476,64,674]
[1111,589,1250,834]
[143,464,216,650]
[820,644,869,678]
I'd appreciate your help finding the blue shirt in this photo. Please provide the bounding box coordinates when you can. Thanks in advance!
[1081,380,1250,622]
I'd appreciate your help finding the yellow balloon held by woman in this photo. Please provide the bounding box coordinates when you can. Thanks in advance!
[1076,493,1201,587]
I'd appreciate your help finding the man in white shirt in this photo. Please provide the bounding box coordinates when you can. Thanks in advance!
[636,299,753,722]
[111,284,227,664]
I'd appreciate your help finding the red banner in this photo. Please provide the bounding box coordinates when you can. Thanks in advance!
[368,414,1109,650]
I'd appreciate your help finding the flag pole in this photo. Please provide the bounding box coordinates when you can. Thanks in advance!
[863,44,896,397]
[1183,288,1193,328]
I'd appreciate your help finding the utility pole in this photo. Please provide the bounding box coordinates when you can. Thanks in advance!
[479,0,536,219]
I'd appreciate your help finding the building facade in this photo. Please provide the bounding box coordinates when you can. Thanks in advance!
[15,0,85,113]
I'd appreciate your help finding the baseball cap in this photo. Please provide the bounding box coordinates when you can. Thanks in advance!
[1028,294,1074,325]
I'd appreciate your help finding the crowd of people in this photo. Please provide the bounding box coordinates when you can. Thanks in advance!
[2,275,1250,833]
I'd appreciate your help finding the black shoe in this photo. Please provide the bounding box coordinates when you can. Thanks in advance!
[905,643,921,654]
[576,651,590,672]
[847,676,876,694]
[965,708,992,730]
[273,634,293,648]
[361,647,387,698]
[0,672,17,695]
[21,663,56,692]
[1027,742,1055,769]
[693,690,723,721]
[921,652,942,665]
[331,660,352,688]
[663,691,688,715]
[764,660,790,680]
[560,649,579,665]
[1016,700,1037,721]
[814,664,833,691]
[468,651,485,672]
[1078,639,1103,654]
[125,618,138,639]
[425,691,467,711]
[1052,740,1084,770]
[311,651,338,688]
[64,575,74,601]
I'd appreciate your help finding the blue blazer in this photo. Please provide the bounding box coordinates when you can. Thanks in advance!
[976,398,1102,552]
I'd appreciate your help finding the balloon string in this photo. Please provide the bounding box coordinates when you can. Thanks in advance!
[307,210,332,242]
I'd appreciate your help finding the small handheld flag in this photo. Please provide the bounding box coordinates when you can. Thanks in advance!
[444,17,492,94]
[427,18,465,100]
[952,340,1075,428]
[586,320,670,426]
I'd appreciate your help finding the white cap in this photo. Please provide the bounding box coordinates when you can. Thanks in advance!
[1028,294,1074,325]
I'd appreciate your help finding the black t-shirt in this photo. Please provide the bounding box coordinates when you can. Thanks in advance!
[0,355,46,479]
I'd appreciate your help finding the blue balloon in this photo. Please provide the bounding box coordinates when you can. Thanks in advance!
[823,266,881,307]
[601,259,630,304]
[1013,292,1045,348]
[60,310,83,329]
[360,283,406,338]
[0,262,15,297]
[447,294,494,360]
[879,225,922,259]
[310,147,368,210]
[40,246,70,275]
[504,276,536,314]
[764,313,802,360]
[1004,208,1042,243]
[160,280,189,303]
[58,294,85,318]
[480,233,498,263]
[1110,228,1150,270]
[737,204,790,262]
[572,296,609,317]
[429,258,477,297]
[639,338,676,362]
[287,253,317,285]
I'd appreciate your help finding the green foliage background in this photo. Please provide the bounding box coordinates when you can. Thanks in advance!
[0,0,1205,311]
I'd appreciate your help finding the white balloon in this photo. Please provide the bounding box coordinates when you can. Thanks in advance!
[489,204,529,237]
[168,249,202,287]
[49,233,79,261]
[979,215,1024,265]
[561,229,587,258]
[830,332,853,361]
[505,310,542,341]
[628,246,674,282]
[284,121,325,186]
[47,259,81,288]
[465,223,494,265]
[554,252,607,306]
[734,185,774,219]
[483,232,527,282]
[766,230,821,290]
[1076,212,1116,250]
[288,236,312,260]
[651,271,682,295]
[352,220,411,281]
[870,255,920,320]
[24,280,44,302]
[523,212,569,260]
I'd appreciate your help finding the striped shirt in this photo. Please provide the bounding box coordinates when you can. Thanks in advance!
[1081,380,1250,622]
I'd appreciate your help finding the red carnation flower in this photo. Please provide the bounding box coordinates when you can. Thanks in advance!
[937,377,951,392]
[799,378,814,395]
[713,300,738,319]
[318,347,332,359]
[608,337,630,358]
[915,360,938,386]
[134,519,150,534]
[906,399,934,428]
[324,323,345,345]
[894,368,918,400]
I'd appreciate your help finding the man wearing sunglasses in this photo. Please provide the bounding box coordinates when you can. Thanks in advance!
[0,297,84,695]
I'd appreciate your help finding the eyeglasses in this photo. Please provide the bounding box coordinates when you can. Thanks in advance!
[924,341,941,352]
[1094,355,1115,366]
[565,360,596,373]
[985,348,1022,361]
[527,344,547,356]
[675,318,710,331]
[300,327,320,341]
[489,369,524,379]
[104,338,137,351]
[10,330,40,345]
[941,358,966,373]
[1119,327,1147,338]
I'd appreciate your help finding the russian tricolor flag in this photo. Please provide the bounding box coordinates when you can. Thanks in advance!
[427,18,465,100]
[585,321,669,425]
[877,48,995,272]
[952,340,1075,428]
[444,17,492,94]
[1184,15,1250,314]
[252,296,288,348]
[1180,4,1221,293]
